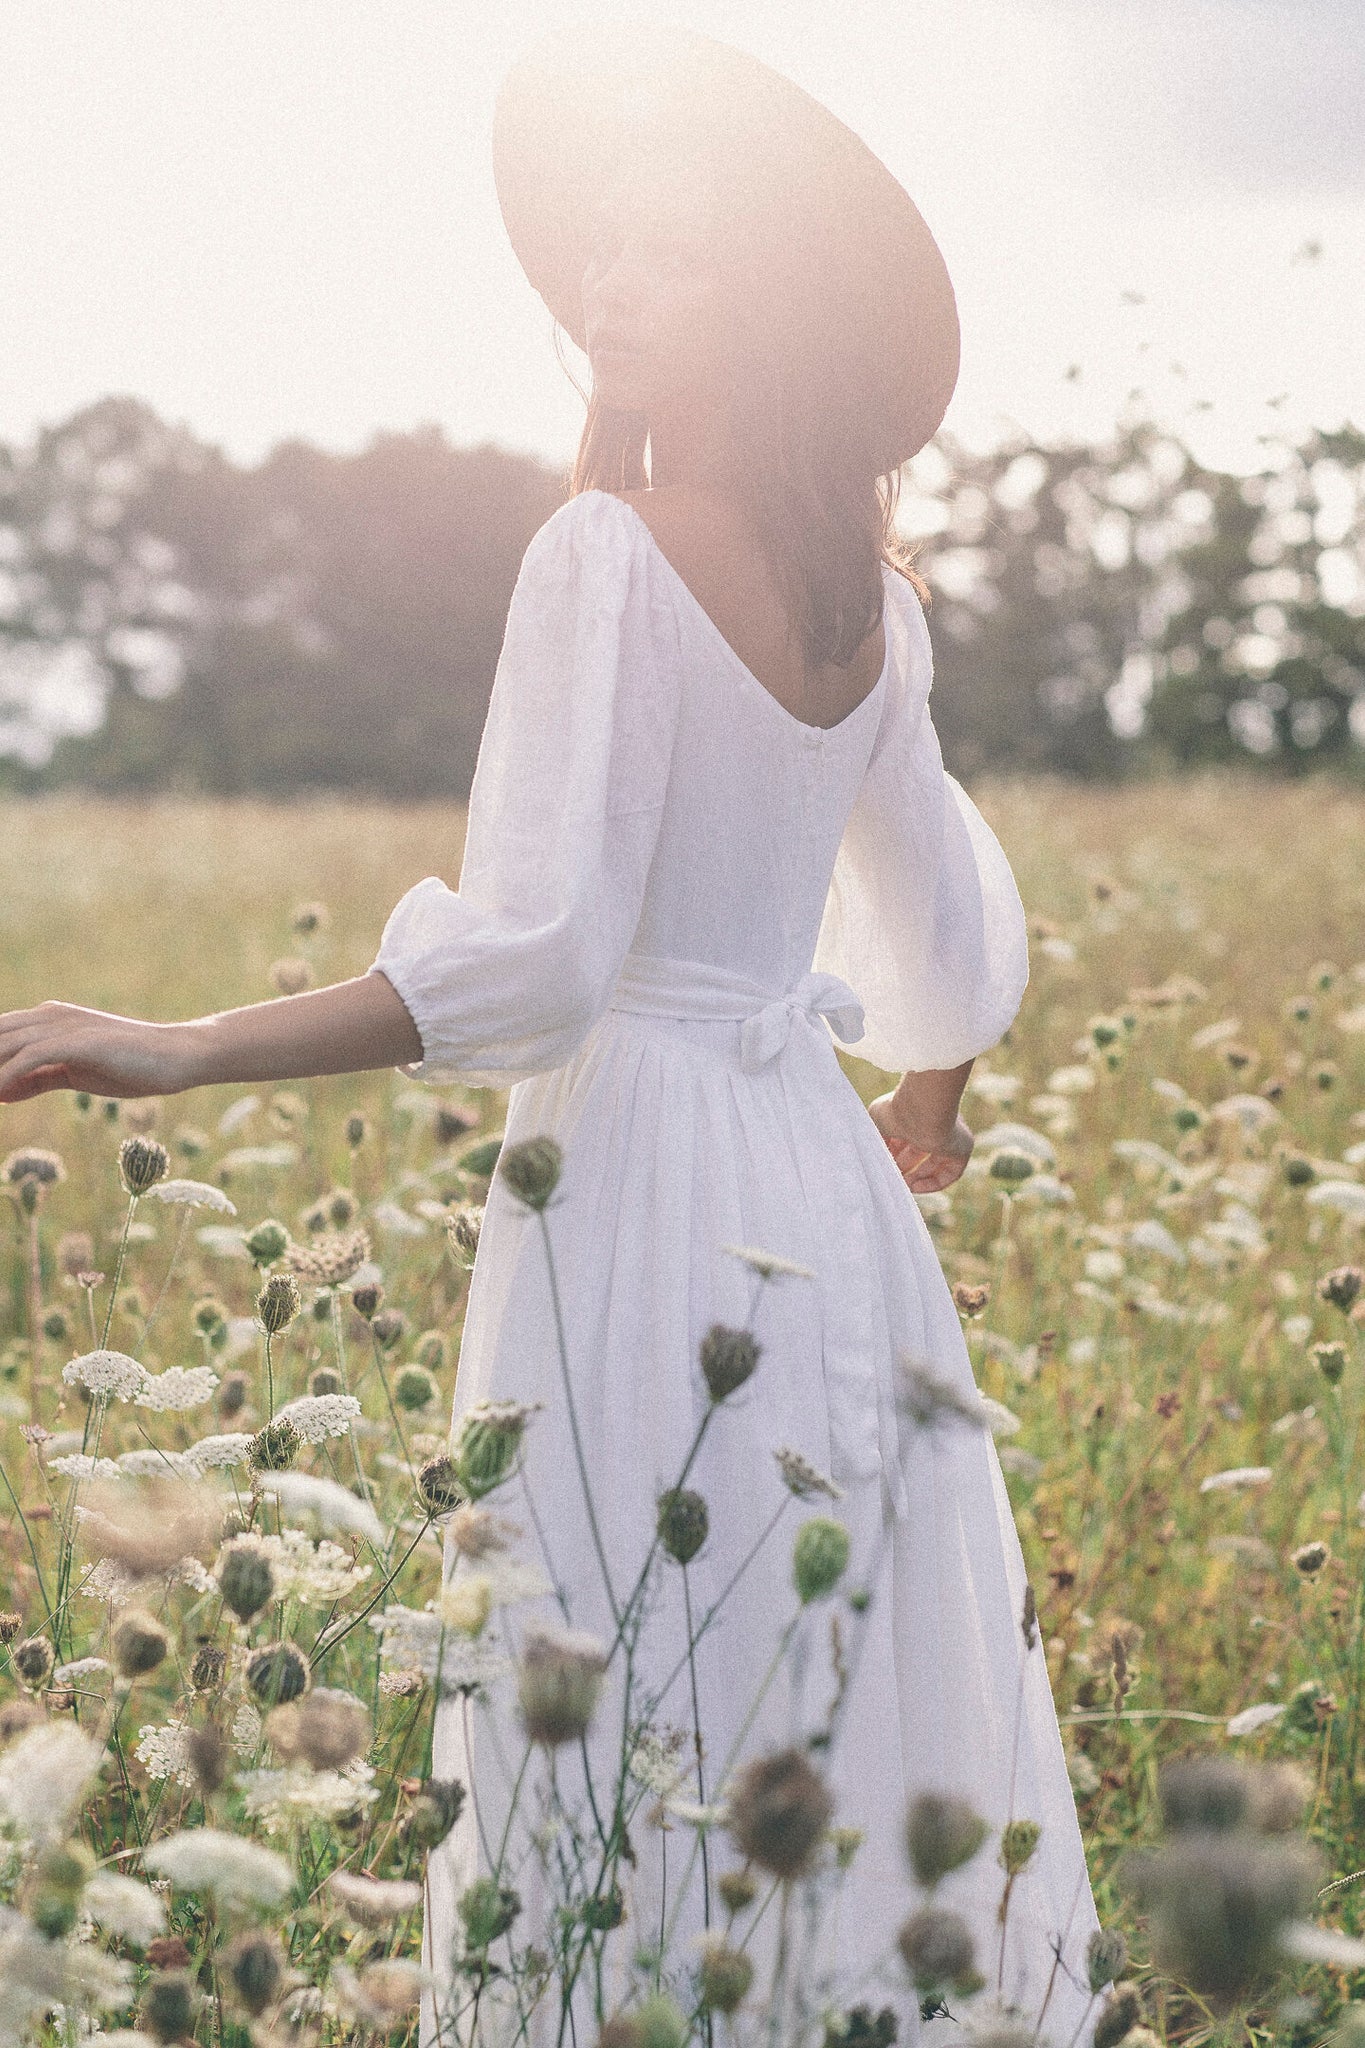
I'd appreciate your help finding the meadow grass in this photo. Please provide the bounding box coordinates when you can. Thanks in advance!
[0,774,1363,2047]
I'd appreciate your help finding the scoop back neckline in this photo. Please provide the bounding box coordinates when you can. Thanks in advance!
[586,489,891,739]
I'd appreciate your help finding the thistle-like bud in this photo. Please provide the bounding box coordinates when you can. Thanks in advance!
[12,1636,54,1691]
[193,1295,228,1341]
[245,1639,311,1707]
[717,1869,757,1914]
[1093,1984,1143,2048]
[415,1329,448,1371]
[446,1205,483,1264]
[516,1625,608,1746]
[266,1686,370,1771]
[226,1932,283,2016]
[142,1971,197,2043]
[249,1418,300,1473]
[404,1777,466,1849]
[620,1997,687,2048]
[371,1308,407,1351]
[343,1111,368,1149]
[657,1488,708,1565]
[454,1403,531,1498]
[245,1218,290,1267]
[0,1614,22,1645]
[700,1325,760,1401]
[1086,1926,1129,1992]
[697,1936,753,2013]
[118,1135,169,1198]
[989,1150,1035,1185]
[41,1308,68,1343]
[792,1518,850,1604]
[218,1539,276,1623]
[186,1721,231,1795]
[1319,1264,1363,1313]
[111,1609,169,1680]
[999,1818,1041,1874]
[189,1643,228,1693]
[896,1905,979,1994]
[394,1365,438,1412]
[217,1370,249,1419]
[350,1282,383,1321]
[417,1456,465,1518]
[257,1271,301,1335]
[904,1792,989,1888]
[308,1365,343,1397]
[1292,1539,1330,1577]
[1313,1340,1348,1385]
[458,1875,521,1950]
[952,1282,991,1318]
[497,1136,562,1210]
[727,1747,833,1880]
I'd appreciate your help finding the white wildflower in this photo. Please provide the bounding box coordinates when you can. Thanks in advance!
[237,1761,377,1833]
[1210,1092,1279,1136]
[967,1070,1019,1105]
[1046,1063,1097,1094]
[256,1470,384,1547]
[196,1225,250,1261]
[721,1243,816,1280]
[1037,935,1076,963]
[1200,1466,1274,1493]
[1011,1173,1075,1205]
[371,1200,427,1237]
[328,1871,423,1926]
[974,1121,1056,1167]
[1190,1016,1243,1049]
[218,1143,299,1173]
[370,1604,511,1691]
[118,1449,189,1477]
[137,1366,219,1412]
[219,1094,261,1133]
[144,1828,293,1909]
[1306,1179,1365,1223]
[1280,1922,1365,1970]
[52,1657,110,1688]
[662,1795,730,1828]
[626,1724,690,1799]
[1084,1249,1126,1283]
[83,1871,166,1946]
[181,1432,254,1475]
[142,1178,237,1213]
[256,1530,371,1602]
[0,1724,105,1840]
[1127,1218,1187,1264]
[774,1445,844,1501]
[135,1721,195,1788]
[232,1701,263,1754]
[1281,1314,1314,1346]
[62,1350,147,1401]
[979,1396,1021,1437]
[0,1912,133,2028]
[1112,1138,1187,1180]
[271,1394,362,1443]
[48,1455,122,1482]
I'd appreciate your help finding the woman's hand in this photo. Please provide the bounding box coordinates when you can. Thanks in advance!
[0,1002,192,1105]
[867,1089,975,1194]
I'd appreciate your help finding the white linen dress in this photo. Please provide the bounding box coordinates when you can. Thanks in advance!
[369,488,1102,2048]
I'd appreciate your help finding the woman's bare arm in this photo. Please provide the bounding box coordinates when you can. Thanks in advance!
[0,971,423,1105]
[867,1057,977,1195]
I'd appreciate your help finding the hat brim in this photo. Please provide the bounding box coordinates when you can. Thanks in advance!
[492,19,960,473]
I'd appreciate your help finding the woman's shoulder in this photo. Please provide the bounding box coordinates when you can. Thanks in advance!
[524,487,643,568]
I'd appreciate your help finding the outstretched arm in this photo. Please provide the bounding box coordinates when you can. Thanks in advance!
[866,1057,976,1195]
[0,971,423,1106]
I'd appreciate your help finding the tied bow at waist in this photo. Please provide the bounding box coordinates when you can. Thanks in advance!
[607,952,867,1074]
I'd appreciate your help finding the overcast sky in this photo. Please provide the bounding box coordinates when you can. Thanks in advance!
[5,0,1363,481]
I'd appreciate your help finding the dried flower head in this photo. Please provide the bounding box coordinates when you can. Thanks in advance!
[13,1635,55,1692]
[225,1931,284,2016]
[896,1905,979,1995]
[111,1610,169,1680]
[266,1687,370,1771]
[245,1640,311,1708]
[905,1792,989,1888]
[516,1625,609,1746]
[417,1456,465,1518]
[3,1146,66,1189]
[1319,1265,1363,1314]
[697,1935,754,2013]
[774,1446,844,1501]
[700,1324,760,1401]
[727,1747,833,1880]
[282,1228,371,1287]
[657,1488,708,1565]
[328,1870,424,1927]
[257,1272,301,1336]
[249,1419,301,1473]
[218,1539,276,1622]
[1292,1539,1330,1577]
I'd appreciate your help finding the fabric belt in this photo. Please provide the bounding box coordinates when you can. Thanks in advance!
[607,952,867,1075]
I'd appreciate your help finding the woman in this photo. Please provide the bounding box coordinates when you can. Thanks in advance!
[0,24,1102,2047]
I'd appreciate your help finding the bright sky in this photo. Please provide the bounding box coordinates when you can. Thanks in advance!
[6,0,1363,480]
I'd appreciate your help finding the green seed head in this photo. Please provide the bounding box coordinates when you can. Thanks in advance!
[245,1639,310,1708]
[248,1418,300,1473]
[111,1609,169,1680]
[905,1792,989,1888]
[698,1938,753,2014]
[118,1136,169,1198]
[218,1539,276,1623]
[244,1218,290,1267]
[792,1518,851,1603]
[417,1456,465,1518]
[656,1488,708,1565]
[497,1136,562,1210]
[257,1271,301,1336]
[457,1875,520,1950]
[700,1324,761,1401]
[394,1365,438,1413]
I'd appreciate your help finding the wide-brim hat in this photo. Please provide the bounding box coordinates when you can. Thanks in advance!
[492,19,960,475]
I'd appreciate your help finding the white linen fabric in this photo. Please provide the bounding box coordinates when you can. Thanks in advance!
[370,488,1101,2047]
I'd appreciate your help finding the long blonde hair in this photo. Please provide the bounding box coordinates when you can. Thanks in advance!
[554,202,931,677]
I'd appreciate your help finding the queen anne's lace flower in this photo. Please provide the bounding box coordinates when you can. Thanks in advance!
[237,1760,377,1832]
[722,1242,816,1280]
[52,1656,110,1688]
[0,1723,105,1839]
[142,1177,237,1212]
[256,1471,384,1547]
[144,1828,294,1908]
[181,1432,255,1475]
[82,1870,167,1946]
[135,1721,195,1787]
[370,1604,511,1691]
[62,1350,148,1401]
[328,1872,424,1925]
[774,1445,845,1501]
[627,1723,690,1799]
[254,1530,372,1602]
[282,1229,372,1286]
[48,1455,122,1482]
[136,1366,219,1412]
[272,1394,362,1443]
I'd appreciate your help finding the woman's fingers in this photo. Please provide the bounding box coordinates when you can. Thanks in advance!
[0,1033,73,1103]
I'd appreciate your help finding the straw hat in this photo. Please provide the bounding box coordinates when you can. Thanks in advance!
[492,19,960,474]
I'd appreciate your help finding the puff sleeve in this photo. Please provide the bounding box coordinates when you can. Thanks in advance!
[368,492,680,1087]
[812,578,1029,1074]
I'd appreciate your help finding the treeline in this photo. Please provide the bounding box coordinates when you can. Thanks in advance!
[0,393,1361,795]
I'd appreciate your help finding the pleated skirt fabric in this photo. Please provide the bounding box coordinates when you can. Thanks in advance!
[419,1005,1101,2048]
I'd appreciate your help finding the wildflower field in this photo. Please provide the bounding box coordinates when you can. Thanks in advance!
[0,776,1364,2048]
